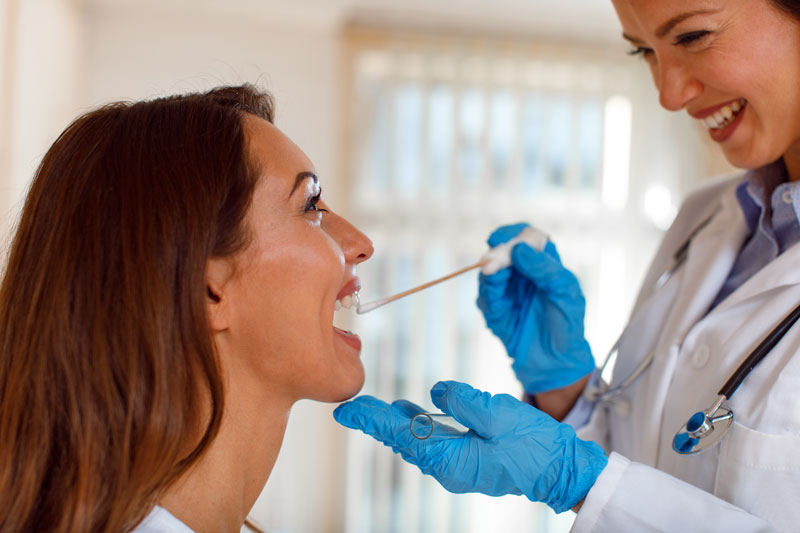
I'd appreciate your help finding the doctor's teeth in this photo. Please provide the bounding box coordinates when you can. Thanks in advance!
[702,99,747,130]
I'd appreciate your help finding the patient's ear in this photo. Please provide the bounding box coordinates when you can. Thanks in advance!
[205,257,233,332]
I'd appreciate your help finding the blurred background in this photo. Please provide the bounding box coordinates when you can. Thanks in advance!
[1,0,734,531]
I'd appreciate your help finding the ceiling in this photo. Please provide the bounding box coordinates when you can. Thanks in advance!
[85,0,624,45]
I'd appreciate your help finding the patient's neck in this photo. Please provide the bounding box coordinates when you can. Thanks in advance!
[160,365,293,532]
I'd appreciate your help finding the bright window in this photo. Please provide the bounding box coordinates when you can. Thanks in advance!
[342,29,669,532]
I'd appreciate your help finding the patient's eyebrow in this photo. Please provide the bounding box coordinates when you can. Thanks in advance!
[655,9,721,38]
[289,171,318,198]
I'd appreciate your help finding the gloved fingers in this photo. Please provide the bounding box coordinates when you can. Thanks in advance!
[429,381,503,439]
[333,395,422,451]
[430,381,552,438]
[333,395,391,430]
[487,223,529,247]
[510,242,583,300]
[476,273,517,318]
[542,240,562,262]
[333,395,404,435]
[391,399,427,418]
[477,270,513,306]
[478,268,513,287]
[335,394,387,412]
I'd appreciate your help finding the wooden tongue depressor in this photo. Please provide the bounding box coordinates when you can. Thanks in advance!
[355,226,548,314]
[356,260,487,314]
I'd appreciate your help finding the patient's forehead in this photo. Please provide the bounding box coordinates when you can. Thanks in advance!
[243,115,316,187]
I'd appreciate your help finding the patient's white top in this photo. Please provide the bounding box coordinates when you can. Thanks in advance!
[132,506,193,533]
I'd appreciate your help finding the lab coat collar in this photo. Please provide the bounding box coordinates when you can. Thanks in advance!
[711,239,800,314]
[663,184,749,342]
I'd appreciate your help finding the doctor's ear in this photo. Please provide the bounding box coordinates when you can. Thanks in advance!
[205,257,233,332]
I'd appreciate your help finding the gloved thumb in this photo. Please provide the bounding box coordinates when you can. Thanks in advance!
[430,381,525,439]
[511,241,581,300]
[487,222,529,247]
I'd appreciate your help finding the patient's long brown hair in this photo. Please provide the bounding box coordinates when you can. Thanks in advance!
[0,85,273,532]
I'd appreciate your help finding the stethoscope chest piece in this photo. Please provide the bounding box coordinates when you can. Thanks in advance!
[672,397,733,455]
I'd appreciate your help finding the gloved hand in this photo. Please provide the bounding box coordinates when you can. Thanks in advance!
[477,223,594,394]
[334,380,608,513]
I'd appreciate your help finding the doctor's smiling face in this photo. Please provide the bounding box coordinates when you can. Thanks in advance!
[611,0,800,179]
[207,115,374,405]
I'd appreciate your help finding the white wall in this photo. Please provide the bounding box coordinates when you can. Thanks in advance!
[0,0,84,249]
[83,2,348,212]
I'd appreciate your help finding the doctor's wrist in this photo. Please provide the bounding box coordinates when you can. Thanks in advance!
[526,374,590,421]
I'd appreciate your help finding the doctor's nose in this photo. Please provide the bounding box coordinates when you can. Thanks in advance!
[655,55,703,111]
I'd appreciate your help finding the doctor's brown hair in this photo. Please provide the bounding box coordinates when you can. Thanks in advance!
[0,85,273,532]
[770,0,800,20]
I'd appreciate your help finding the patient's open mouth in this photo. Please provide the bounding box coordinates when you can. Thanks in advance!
[333,280,362,346]
[335,291,360,311]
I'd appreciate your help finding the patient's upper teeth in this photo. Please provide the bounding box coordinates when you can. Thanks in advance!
[732,100,741,112]
[713,111,724,123]
[336,291,361,311]
[721,106,733,120]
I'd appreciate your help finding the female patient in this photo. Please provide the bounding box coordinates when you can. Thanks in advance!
[0,84,373,532]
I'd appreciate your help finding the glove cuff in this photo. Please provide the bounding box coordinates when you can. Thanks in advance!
[548,439,608,513]
[515,358,595,395]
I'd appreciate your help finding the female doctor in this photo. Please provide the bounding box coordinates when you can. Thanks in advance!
[334,0,800,531]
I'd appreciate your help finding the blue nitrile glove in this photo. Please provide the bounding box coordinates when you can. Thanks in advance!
[333,380,608,513]
[477,223,594,394]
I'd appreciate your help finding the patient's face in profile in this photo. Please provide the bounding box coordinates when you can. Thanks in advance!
[210,115,373,404]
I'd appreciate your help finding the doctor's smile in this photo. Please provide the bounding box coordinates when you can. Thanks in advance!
[692,98,747,142]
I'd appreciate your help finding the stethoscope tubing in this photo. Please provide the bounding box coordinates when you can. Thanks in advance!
[718,301,800,399]
[588,209,719,404]
[589,205,800,454]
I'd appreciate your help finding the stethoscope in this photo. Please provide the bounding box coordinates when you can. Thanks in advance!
[583,209,800,455]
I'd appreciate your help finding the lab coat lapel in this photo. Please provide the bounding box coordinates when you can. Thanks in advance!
[636,187,748,465]
[663,187,748,341]
[711,240,800,312]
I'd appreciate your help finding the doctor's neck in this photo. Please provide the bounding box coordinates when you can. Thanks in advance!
[785,150,800,182]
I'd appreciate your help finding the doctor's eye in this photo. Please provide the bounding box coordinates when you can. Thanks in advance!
[674,30,711,47]
[628,46,654,59]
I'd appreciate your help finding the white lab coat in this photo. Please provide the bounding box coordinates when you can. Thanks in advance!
[571,172,800,533]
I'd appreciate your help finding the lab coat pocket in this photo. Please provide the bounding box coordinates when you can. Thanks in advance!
[715,422,800,532]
